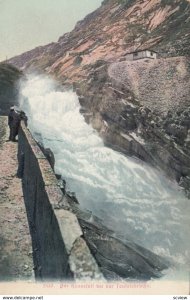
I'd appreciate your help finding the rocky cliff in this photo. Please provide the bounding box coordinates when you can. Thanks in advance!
[7,0,190,194]
[0,63,22,115]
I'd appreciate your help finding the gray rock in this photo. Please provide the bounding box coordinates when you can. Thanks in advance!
[166,124,188,141]
[59,194,169,280]
[79,219,169,280]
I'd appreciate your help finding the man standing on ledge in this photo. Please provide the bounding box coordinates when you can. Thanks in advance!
[8,106,21,142]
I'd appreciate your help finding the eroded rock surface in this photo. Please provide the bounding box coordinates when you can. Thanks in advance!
[57,193,169,281]
[73,58,190,197]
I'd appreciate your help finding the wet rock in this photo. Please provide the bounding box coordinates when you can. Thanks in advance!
[55,173,62,180]
[57,176,79,204]
[100,267,123,281]
[43,148,55,171]
[67,192,79,204]
[179,176,190,198]
[119,114,137,131]
[165,124,188,143]
[57,178,66,194]
[79,219,168,280]
[63,197,169,281]
[37,142,55,170]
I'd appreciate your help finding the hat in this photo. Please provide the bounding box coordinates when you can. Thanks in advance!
[10,106,15,110]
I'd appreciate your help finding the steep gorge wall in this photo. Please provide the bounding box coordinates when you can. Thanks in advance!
[73,56,190,196]
[0,63,22,115]
[18,121,103,280]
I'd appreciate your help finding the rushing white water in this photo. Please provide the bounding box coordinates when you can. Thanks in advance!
[20,75,190,280]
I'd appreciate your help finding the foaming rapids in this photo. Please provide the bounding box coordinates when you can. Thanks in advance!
[20,75,190,280]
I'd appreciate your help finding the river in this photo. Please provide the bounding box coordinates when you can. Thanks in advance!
[19,75,190,280]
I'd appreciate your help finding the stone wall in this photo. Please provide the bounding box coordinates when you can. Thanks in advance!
[18,121,103,281]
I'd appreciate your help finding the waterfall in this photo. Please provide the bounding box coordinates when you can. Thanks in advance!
[19,75,190,280]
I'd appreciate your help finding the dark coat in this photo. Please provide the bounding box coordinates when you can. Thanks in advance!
[8,110,21,141]
[8,110,20,128]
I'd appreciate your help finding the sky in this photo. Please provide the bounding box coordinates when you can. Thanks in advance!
[0,0,102,62]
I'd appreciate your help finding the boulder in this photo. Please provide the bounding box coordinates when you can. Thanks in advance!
[79,219,168,280]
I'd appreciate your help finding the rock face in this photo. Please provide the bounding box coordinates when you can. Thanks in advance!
[7,0,190,193]
[72,57,190,196]
[80,220,168,280]
[58,193,169,281]
[0,63,22,115]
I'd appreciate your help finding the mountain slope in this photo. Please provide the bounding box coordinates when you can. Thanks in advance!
[8,0,190,80]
